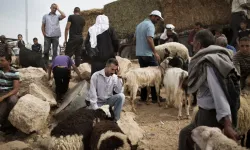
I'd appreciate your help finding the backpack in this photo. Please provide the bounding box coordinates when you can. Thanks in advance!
[213,66,241,128]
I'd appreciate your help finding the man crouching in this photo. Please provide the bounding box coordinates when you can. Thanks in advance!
[86,58,125,122]
[0,53,19,129]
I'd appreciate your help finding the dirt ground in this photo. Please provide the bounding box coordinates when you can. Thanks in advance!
[123,88,192,150]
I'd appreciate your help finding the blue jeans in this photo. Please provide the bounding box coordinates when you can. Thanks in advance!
[137,56,158,101]
[98,93,125,121]
[44,36,59,65]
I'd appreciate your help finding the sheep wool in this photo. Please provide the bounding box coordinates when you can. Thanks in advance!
[90,120,131,150]
[48,135,84,150]
[155,42,189,63]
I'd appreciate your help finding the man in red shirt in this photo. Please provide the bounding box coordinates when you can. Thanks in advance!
[188,22,203,56]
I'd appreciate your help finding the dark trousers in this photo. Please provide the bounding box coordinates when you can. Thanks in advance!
[65,36,83,67]
[230,12,247,47]
[137,56,158,101]
[0,95,18,125]
[44,36,59,66]
[178,108,222,150]
[53,67,70,102]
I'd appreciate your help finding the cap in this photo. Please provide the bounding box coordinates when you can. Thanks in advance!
[166,24,175,30]
[150,10,164,20]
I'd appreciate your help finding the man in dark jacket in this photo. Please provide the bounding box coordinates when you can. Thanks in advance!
[32,38,42,53]
[85,15,119,75]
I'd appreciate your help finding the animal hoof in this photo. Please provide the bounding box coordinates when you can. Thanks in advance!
[158,103,162,107]
[165,106,169,109]
[177,116,182,120]
[146,101,150,105]
[132,108,137,114]
[186,115,190,120]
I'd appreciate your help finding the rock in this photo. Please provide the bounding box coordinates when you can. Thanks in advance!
[0,141,30,150]
[8,94,50,134]
[137,140,150,150]
[18,67,48,96]
[116,56,132,76]
[117,112,144,145]
[54,81,89,115]
[71,63,91,81]
[29,83,57,106]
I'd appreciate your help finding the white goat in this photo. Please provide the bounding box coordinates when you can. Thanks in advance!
[192,126,246,150]
[155,42,190,63]
[163,68,190,119]
[123,59,170,113]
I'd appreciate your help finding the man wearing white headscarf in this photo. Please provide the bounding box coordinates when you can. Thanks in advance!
[85,15,119,75]
[159,24,178,44]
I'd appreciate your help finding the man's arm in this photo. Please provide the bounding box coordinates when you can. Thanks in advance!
[72,64,83,80]
[41,23,46,37]
[207,66,238,141]
[88,74,99,110]
[64,20,71,46]
[113,76,123,93]
[0,80,19,102]
[56,5,66,20]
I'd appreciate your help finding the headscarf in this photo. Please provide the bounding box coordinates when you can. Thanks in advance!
[160,24,176,40]
[88,15,109,48]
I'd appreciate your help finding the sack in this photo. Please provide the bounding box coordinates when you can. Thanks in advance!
[213,67,241,128]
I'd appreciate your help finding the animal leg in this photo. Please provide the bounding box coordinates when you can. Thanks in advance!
[146,86,151,105]
[155,84,162,107]
[177,91,183,120]
[165,88,169,109]
[130,85,138,113]
[186,94,191,119]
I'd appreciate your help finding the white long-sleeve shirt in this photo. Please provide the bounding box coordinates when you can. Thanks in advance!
[87,69,123,110]
[197,66,231,122]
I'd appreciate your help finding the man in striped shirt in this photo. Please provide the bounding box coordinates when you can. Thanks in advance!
[0,53,20,128]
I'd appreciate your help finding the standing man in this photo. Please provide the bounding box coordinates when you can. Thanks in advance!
[85,15,119,75]
[135,10,163,103]
[230,0,249,47]
[86,58,125,121]
[32,38,42,53]
[17,34,25,50]
[0,53,19,129]
[42,3,66,66]
[178,30,239,150]
[187,22,203,56]
[0,35,11,55]
[64,7,85,67]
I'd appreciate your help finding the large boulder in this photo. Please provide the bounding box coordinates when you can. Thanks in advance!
[18,67,48,96]
[0,141,30,150]
[8,94,50,134]
[29,83,57,106]
[117,112,144,145]
[71,63,91,81]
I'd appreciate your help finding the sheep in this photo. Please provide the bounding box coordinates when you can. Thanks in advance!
[163,67,191,119]
[90,120,133,150]
[191,126,247,150]
[122,58,170,113]
[155,42,190,63]
[51,105,114,150]
[115,56,132,76]
[38,134,84,150]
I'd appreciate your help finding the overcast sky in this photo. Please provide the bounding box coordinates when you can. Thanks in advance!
[0,0,116,45]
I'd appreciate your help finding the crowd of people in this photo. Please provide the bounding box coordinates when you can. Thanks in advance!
[0,0,250,149]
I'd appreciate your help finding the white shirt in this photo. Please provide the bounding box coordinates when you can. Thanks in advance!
[87,69,123,110]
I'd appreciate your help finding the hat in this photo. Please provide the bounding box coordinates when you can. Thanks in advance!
[150,10,164,20]
[166,24,175,30]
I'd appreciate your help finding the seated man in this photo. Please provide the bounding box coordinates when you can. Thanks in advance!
[0,53,19,128]
[48,52,82,103]
[32,37,42,53]
[86,58,125,121]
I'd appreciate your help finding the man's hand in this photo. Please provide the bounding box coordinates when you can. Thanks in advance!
[63,41,67,47]
[55,4,59,10]
[0,97,4,102]
[224,126,239,141]
[154,53,161,63]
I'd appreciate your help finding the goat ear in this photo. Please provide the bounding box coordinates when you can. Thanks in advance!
[201,130,211,140]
